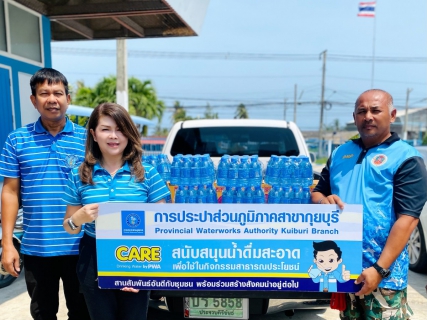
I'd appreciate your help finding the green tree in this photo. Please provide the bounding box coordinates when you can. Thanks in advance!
[72,76,166,136]
[172,101,193,123]
[332,119,340,132]
[152,125,170,136]
[204,103,218,119]
[234,103,249,119]
[324,119,344,135]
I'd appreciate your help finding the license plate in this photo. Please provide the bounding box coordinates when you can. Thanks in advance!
[183,297,249,319]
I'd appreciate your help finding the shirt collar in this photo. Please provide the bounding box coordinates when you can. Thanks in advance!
[352,132,400,149]
[93,161,131,174]
[34,117,74,134]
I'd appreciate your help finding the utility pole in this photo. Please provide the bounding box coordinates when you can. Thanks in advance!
[284,98,287,121]
[403,88,413,141]
[293,84,297,123]
[318,50,327,156]
[116,39,128,111]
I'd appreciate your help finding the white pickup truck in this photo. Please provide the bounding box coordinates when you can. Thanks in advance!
[162,118,316,170]
[154,119,327,317]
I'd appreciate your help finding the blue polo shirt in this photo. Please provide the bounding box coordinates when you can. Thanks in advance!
[314,133,427,290]
[0,117,86,257]
[63,162,170,238]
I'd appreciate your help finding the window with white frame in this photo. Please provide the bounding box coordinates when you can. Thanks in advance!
[0,0,42,63]
[0,0,6,51]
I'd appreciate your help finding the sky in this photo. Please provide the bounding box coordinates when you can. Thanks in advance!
[51,0,427,135]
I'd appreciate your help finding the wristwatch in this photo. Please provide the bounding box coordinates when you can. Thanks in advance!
[67,217,79,230]
[372,262,391,278]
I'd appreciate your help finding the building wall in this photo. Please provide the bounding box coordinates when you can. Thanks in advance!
[0,1,51,184]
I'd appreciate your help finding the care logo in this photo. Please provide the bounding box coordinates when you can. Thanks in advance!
[371,154,387,166]
[121,210,145,236]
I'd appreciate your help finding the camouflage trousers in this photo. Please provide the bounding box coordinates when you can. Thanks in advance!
[339,288,413,320]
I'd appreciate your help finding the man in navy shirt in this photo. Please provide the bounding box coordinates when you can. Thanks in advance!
[312,89,427,319]
[0,68,90,319]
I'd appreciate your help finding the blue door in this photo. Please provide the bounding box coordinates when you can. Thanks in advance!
[0,68,14,182]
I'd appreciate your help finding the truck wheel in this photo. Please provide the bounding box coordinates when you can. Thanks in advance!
[165,296,182,314]
[409,221,427,273]
[0,266,18,289]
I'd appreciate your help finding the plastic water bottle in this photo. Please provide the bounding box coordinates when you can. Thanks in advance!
[199,155,210,186]
[281,186,292,204]
[238,155,250,187]
[228,156,239,188]
[255,155,264,186]
[222,187,234,203]
[156,154,171,183]
[234,186,244,203]
[206,184,218,203]
[266,155,280,186]
[180,156,191,186]
[252,186,265,203]
[203,154,216,185]
[242,186,253,203]
[290,156,301,186]
[268,185,282,204]
[291,185,302,204]
[217,156,229,187]
[196,185,206,203]
[175,185,187,203]
[265,158,271,185]
[170,154,183,186]
[146,155,157,169]
[300,156,313,187]
[191,155,201,185]
[280,157,293,188]
[301,187,311,204]
[187,185,197,203]
[250,155,263,187]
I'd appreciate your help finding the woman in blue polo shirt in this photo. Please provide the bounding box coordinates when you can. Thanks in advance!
[63,102,170,320]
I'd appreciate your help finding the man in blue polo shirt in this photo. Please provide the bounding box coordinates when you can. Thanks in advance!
[0,68,90,319]
[312,89,427,319]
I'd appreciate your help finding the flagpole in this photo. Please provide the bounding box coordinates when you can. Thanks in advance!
[371,1,377,88]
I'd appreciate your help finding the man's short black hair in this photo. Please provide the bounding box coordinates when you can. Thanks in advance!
[313,240,342,260]
[30,68,69,96]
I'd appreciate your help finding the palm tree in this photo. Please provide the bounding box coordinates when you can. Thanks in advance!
[153,125,170,136]
[234,103,249,119]
[172,101,193,123]
[128,78,165,121]
[72,76,166,135]
[204,103,218,119]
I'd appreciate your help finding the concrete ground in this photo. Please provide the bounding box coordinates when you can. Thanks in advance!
[0,270,426,320]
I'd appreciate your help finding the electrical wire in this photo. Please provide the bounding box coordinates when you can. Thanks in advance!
[52,47,427,63]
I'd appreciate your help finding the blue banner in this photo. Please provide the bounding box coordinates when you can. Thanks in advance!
[96,203,363,293]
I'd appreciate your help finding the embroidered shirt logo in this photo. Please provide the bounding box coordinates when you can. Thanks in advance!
[371,154,387,166]
[64,154,79,168]
[342,154,354,159]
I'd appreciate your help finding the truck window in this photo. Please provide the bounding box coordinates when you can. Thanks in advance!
[170,126,300,157]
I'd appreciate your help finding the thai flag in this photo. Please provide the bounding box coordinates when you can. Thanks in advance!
[358,1,376,17]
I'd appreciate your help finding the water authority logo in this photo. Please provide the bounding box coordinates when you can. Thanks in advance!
[121,210,145,236]
[126,213,141,228]
[371,154,387,166]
